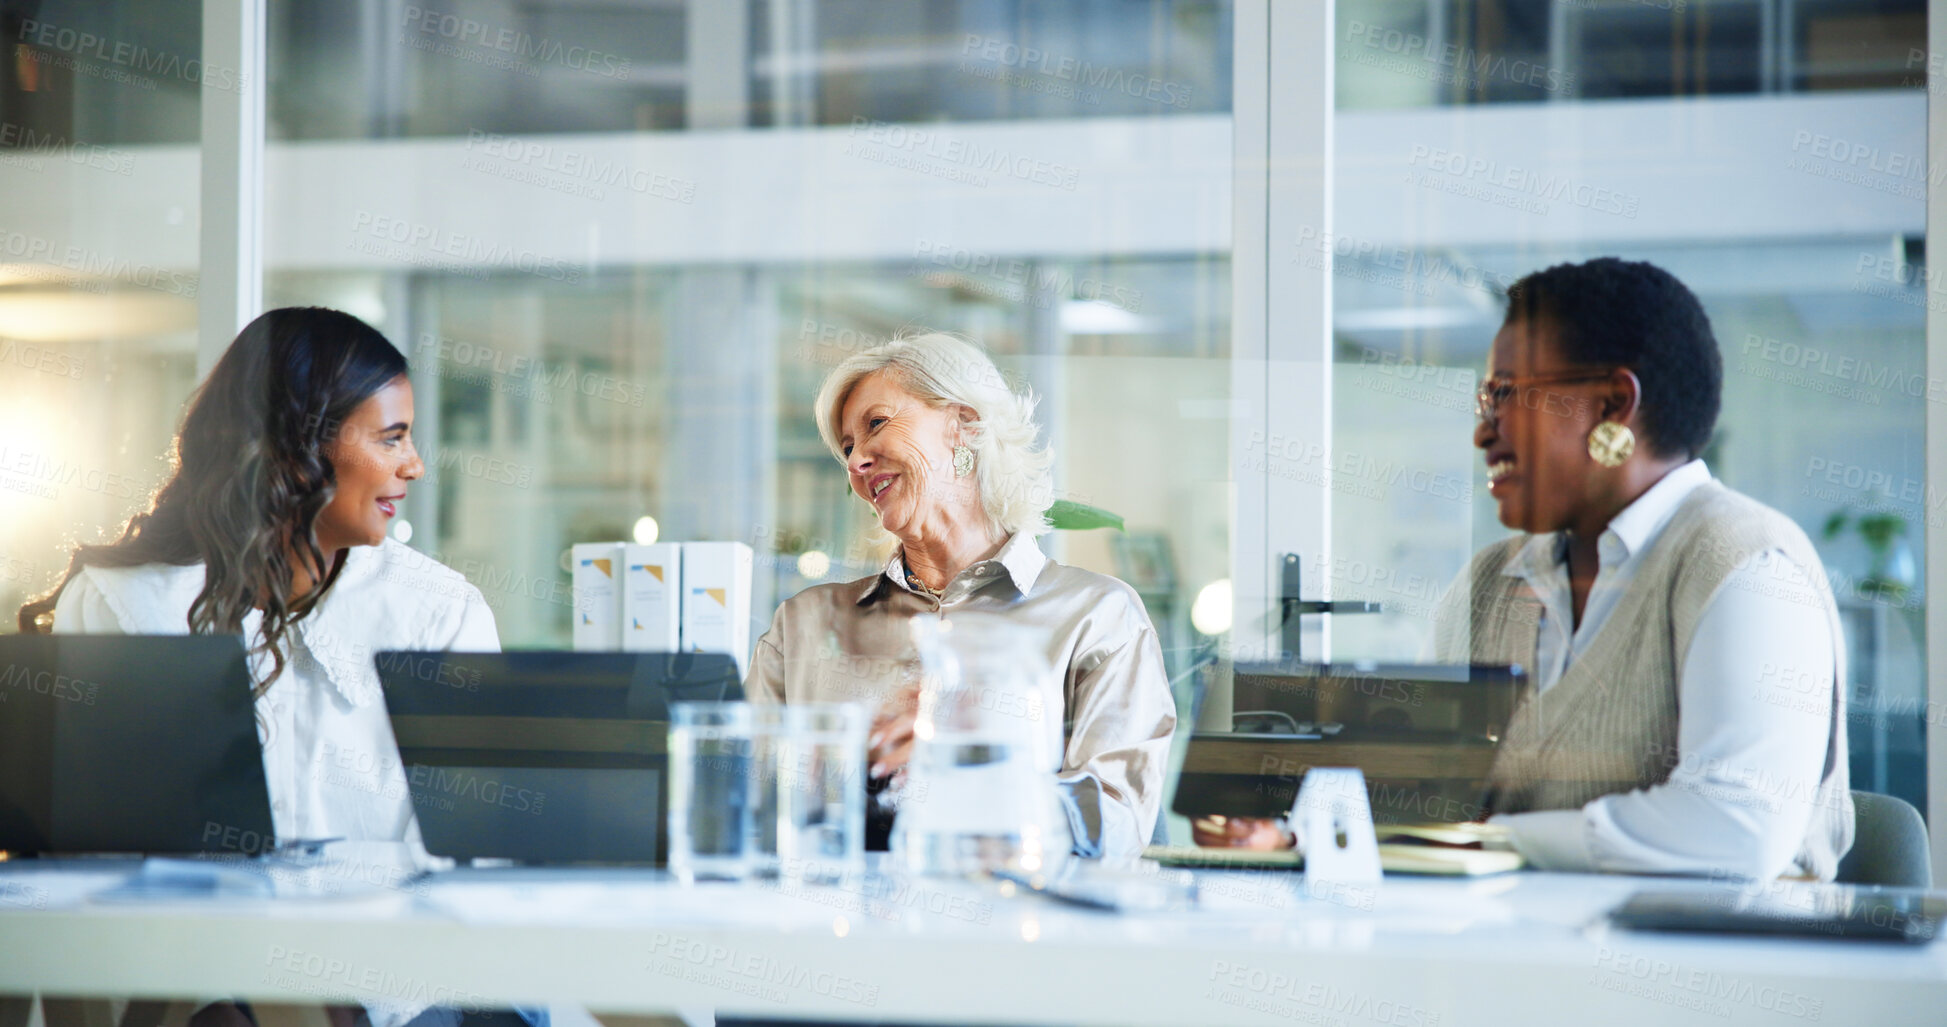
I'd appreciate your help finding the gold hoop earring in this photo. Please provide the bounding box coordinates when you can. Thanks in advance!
[953,445,974,478]
[1588,422,1635,468]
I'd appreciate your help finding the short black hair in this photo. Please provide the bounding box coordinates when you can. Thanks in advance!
[1502,257,1721,459]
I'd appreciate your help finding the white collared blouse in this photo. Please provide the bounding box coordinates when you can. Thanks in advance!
[1436,461,1842,878]
[52,538,500,847]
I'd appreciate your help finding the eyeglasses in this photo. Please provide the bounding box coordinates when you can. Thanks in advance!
[1474,370,1618,426]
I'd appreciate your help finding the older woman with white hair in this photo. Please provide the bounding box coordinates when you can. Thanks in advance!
[747,332,1176,858]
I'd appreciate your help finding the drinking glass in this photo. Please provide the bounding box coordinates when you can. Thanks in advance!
[776,702,868,883]
[750,702,786,878]
[667,701,754,883]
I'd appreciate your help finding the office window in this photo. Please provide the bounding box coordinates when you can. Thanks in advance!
[748,0,1232,125]
[1338,0,1926,108]
[2,0,1932,846]
[258,0,1235,707]
[1329,0,1928,812]
[265,0,1231,139]
[0,1,203,623]
[268,0,686,138]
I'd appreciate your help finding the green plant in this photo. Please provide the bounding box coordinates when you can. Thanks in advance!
[1823,510,1913,601]
[1823,510,1908,552]
[1047,499,1124,532]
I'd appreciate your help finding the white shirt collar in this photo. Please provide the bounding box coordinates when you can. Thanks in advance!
[1603,458,1713,559]
[81,541,404,707]
[1504,459,1713,577]
[292,544,389,705]
[866,532,1048,604]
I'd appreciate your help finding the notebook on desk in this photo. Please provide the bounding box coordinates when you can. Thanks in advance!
[0,635,274,857]
[1147,821,1526,877]
[377,649,741,868]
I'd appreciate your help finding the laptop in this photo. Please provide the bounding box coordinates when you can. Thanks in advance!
[0,635,274,857]
[376,650,742,867]
[1171,662,1524,821]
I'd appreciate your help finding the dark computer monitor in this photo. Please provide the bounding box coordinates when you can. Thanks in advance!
[0,635,274,857]
[376,650,742,866]
[1172,662,1524,822]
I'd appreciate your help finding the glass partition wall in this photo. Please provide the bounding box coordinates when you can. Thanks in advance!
[0,0,204,628]
[0,0,1936,862]
[253,0,1236,688]
[1319,0,1929,817]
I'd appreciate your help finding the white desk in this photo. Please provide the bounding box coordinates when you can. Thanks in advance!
[2,861,1943,1027]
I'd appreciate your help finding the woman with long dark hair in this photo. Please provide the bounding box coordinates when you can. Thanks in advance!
[20,306,498,849]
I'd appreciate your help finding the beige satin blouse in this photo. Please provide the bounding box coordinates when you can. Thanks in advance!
[746,532,1177,858]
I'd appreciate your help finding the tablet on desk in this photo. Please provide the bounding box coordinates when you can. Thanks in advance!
[1609,885,1947,944]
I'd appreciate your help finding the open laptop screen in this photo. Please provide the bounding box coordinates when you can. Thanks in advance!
[377,650,742,866]
[1172,662,1523,822]
[0,635,272,857]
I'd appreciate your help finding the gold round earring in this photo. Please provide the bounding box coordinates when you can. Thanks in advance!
[1587,421,1635,468]
[952,444,974,478]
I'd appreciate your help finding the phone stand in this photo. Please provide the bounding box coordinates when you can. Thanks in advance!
[1290,767,1381,909]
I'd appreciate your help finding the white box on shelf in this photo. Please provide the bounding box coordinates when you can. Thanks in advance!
[620,543,683,652]
[680,541,753,675]
[571,542,623,651]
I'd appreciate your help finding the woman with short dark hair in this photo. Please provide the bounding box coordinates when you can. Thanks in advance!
[1445,256,1851,880]
[1200,258,1852,880]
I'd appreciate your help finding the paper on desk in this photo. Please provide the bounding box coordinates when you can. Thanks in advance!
[1375,845,1524,876]
[263,840,433,901]
[0,867,136,910]
[87,851,420,910]
[90,859,275,903]
[1377,821,1514,849]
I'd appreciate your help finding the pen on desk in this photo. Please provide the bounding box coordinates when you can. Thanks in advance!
[990,868,1199,913]
[267,837,345,861]
[989,869,1120,912]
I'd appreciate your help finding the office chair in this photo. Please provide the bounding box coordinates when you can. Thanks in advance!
[1835,790,1931,888]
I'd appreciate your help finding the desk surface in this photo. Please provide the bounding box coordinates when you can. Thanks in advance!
[3,855,1944,1027]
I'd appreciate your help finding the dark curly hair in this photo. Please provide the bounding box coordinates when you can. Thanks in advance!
[18,308,408,696]
[1503,257,1722,459]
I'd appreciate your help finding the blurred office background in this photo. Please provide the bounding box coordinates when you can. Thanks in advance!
[0,0,1928,815]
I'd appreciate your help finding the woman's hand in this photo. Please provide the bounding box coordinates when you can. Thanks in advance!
[868,682,922,779]
[1191,814,1295,850]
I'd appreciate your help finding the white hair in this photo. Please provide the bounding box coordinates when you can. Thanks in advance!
[813,331,1055,539]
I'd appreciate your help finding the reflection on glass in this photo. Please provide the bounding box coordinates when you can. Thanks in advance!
[1336,0,1924,110]
[0,1,203,627]
[1177,663,1520,825]
[1332,1,1928,816]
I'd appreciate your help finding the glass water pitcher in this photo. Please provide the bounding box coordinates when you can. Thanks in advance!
[892,613,1072,877]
